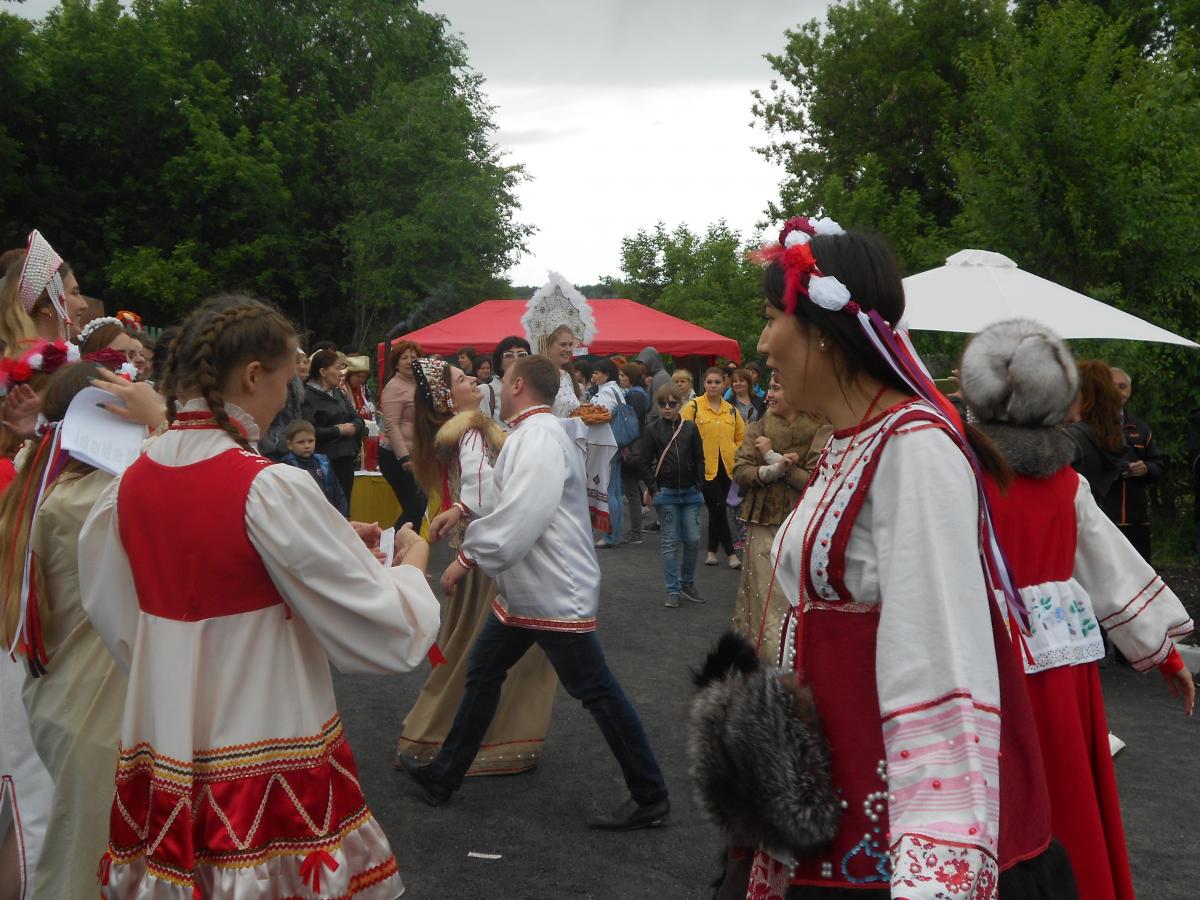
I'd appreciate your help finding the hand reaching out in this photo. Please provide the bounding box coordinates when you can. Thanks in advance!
[2,384,41,439]
[428,506,463,543]
[393,523,429,573]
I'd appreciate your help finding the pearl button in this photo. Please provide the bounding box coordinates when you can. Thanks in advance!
[932,779,942,790]
[900,750,909,759]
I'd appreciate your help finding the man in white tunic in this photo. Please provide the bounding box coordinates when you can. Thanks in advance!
[400,354,670,830]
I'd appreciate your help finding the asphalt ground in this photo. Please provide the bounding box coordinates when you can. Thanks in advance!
[335,529,1200,900]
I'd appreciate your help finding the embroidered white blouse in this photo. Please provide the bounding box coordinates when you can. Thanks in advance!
[772,404,1002,899]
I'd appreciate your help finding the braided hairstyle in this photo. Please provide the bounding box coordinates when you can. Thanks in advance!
[162,295,296,451]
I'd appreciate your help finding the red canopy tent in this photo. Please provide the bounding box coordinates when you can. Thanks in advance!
[377,299,741,376]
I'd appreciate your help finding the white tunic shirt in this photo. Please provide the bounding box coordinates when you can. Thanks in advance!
[459,406,602,631]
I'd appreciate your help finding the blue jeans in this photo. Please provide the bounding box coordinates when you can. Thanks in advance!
[601,454,623,545]
[429,616,668,805]
[654,488,703,593]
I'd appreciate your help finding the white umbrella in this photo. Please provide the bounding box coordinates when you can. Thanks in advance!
[901,249,1198,348]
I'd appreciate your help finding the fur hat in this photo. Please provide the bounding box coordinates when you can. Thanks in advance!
[687,633,841,861]
[960,319,1077,427]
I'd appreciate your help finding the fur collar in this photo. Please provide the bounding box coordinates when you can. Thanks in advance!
[977,422,1076,478]
[434,410,505,460]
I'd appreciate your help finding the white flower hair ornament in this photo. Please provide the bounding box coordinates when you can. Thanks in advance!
[116,361,139,381]
[807,276,852,312]
[76,316,125,346]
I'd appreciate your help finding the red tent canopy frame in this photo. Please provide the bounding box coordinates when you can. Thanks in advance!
[376,298,741,378]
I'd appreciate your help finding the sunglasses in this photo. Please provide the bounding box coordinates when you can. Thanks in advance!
[656,400,680,409]
[502,349,530,359]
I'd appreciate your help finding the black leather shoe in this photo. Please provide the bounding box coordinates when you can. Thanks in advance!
[398,756,452,807]
[587,797,670,831]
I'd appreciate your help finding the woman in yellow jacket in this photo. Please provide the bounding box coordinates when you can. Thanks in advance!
[682,366,746,568]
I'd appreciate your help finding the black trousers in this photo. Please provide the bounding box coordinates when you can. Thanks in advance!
[328,456,357,516]
[377,445,427,531]
[702,460,734,555]
[1118,522,1152,563]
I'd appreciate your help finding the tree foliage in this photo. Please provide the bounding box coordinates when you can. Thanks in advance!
[0,0,530,347]
[752,0,1200,558]
[614,222,762,360]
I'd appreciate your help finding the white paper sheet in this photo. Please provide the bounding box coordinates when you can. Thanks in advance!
[379,527,395,566]
[59,386,146,476]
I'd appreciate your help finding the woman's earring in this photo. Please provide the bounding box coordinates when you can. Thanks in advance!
[818,341,828,351]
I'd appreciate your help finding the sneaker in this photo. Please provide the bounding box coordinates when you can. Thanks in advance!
[596,539,617,549]
[727,555,742,570]
[664,593,680,608]
[397,756,452,807]
[704,553,719,566]
[626,535,644,546]
[646,522,661,533]
[680,584,705,604]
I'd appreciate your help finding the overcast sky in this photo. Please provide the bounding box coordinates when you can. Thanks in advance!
[4,0,835,287]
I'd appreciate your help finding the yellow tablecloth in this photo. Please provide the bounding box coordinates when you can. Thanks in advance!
[349,473,438,540]
[349,472,402,529]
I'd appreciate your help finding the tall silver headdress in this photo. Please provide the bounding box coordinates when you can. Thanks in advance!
[521,272,597,351]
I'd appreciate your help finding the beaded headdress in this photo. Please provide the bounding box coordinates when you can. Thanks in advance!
[18,230,69,328]
[521,272,597,350]
[756,215,1032,639]
[412,357,454,415]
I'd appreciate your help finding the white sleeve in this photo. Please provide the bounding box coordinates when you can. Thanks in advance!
[460,429,564,575]
[594,383,619,413]
[869,428,1001,899]
[78,475,141,672]
[456,428,496,517]
[1073,476,1193,670]
[246,464,441,674]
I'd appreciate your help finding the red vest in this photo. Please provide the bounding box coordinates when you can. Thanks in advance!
[985,468,1079,588]
[118,447,286,620]
[787,410,1052,889]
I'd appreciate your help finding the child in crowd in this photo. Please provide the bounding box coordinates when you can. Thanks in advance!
[282,418,348,516]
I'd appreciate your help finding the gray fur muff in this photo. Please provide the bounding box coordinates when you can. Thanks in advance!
[959,318,1078,427]
[687,633,841,860]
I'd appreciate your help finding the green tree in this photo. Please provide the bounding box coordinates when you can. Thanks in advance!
[0,0,529,348]
[615,222,763,359]
[952,1,1200,552]
[751,0,1007,271]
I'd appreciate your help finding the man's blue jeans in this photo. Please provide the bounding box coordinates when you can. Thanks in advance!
[428,616,668,805]
[654,487,703,593]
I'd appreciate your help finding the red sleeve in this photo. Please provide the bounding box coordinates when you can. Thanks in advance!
[0,457,16,495]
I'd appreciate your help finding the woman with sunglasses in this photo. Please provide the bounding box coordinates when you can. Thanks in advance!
[483,336,531,425]
[637,383,705,608]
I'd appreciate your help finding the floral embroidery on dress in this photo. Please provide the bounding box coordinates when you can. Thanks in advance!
[745,850,791,900]
[890,834,998,900]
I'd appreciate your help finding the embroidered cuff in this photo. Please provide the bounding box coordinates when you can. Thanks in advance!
[456,549,477,569]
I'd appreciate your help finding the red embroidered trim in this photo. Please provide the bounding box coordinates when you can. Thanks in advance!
[505,405,552,429]
[881,689,1001,722]
[1098,575,1159,623]
[491,598,596,632]
[170,410,250,438]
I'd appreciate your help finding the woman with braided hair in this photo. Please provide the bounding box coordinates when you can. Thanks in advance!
[78,295,441,900]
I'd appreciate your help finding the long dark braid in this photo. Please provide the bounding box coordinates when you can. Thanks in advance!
[164,295,296,450]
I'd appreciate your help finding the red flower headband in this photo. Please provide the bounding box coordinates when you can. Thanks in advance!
[0,340,81,396]
[752,216,853,316]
